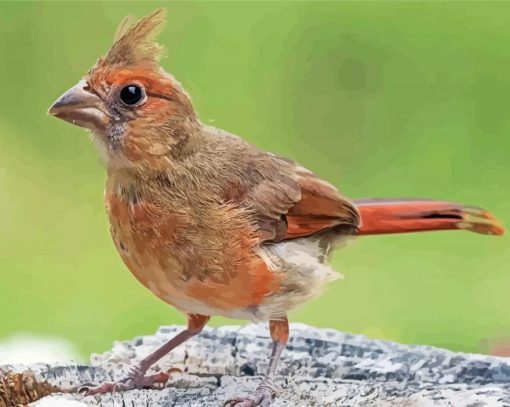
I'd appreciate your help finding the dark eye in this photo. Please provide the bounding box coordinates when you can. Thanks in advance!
[119,84,145,106]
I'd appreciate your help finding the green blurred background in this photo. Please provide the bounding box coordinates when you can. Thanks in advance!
[0,1,508,358]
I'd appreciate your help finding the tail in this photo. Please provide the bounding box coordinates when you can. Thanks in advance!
[354,198,505,236]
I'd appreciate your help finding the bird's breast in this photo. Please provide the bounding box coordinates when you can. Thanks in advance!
[104,188,283,319]
[106,191,187,299]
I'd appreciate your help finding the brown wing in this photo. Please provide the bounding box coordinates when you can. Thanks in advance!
[283,168,360,240]
[236,155,360,243]
[210,129,359,243]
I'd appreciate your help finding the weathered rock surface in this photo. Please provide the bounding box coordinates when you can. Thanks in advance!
[3,323,510,406]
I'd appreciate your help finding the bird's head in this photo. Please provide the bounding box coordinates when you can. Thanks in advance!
[49,9,199,174]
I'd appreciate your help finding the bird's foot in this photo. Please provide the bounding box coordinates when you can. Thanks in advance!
[224,378,276,407]
[77,364,181,396]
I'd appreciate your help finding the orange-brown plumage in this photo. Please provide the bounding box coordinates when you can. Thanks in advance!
[48,9,504,406]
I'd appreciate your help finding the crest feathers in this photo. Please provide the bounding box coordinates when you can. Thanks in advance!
[104,8,167,67]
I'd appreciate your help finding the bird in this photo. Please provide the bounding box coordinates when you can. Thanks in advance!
[48,9,504,407]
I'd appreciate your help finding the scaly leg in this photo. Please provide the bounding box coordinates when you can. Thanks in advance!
[225,317,289,407]
[79,314,210,395]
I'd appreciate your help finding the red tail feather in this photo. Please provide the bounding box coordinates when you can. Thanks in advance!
[354,198,505,236]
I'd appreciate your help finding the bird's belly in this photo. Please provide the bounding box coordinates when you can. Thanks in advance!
[115,241,278,321]
[111,222,342,321]
[109,214,283,320]
[106,191,341,321]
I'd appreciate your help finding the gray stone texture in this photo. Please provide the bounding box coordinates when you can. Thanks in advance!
[5,323,510,406]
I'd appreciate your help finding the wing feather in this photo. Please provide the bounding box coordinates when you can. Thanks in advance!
[235,156,360,242]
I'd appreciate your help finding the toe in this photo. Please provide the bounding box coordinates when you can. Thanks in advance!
[140,372,170,388]
[112,379,134,392]
[78,382,115,396]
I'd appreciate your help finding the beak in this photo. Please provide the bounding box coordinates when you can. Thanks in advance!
[48,80,109,131]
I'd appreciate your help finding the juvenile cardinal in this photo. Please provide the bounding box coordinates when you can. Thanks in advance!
[48,9,504,407]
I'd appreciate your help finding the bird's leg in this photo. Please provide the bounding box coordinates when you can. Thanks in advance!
[225,316,289,407]
[79,314,210,395]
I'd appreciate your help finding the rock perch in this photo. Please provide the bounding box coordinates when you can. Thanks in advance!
[2,324,510,406]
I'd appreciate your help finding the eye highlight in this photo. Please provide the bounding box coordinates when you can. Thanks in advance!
[119,84,145,106]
